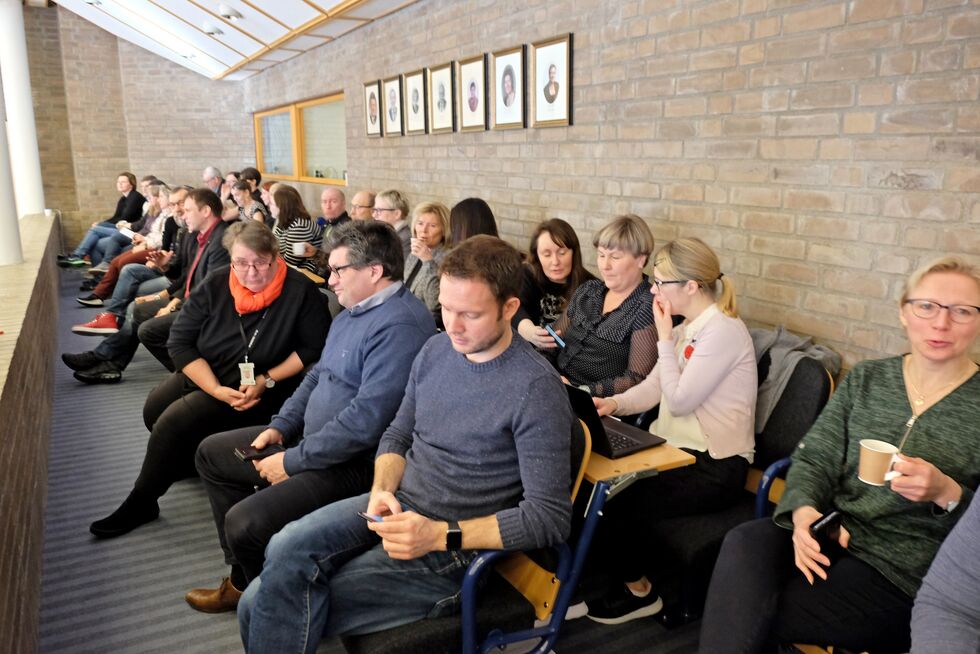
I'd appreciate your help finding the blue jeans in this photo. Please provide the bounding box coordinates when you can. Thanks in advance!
[97,231,133,264]
[105,264,165,317]
[238,493,475,654]
[72,222,117,260]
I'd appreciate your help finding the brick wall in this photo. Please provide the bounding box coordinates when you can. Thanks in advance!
[244,0,980,366]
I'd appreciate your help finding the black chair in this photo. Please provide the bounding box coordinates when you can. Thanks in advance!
[341,419,596,654]
[646,355,833,625]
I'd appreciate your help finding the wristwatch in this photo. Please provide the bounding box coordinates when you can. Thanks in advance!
[264,374,276,389]
[446,521,462,551]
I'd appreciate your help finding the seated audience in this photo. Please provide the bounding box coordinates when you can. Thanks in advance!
[269,185,322,273]
[552,214,657,396]
[350,190,376,220]
[448,196,498,245]
[911,483,980,653]
[187,220,435,612]
[586,237,757,624]
[222,171,240,202]
[233,181,267,224]
[317,188,350,238]
[403,201,450,317]
[63,189,231,383]
[699,256,980,653]
[88,220,331,539]
[372,189,412,258]
[202,166,224,195]
[59,172,145,267]
[514,218,596,348]
[237,236,572,653]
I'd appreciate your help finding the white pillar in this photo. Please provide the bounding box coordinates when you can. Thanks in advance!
[0,75,24,266]
[0,0,45,218]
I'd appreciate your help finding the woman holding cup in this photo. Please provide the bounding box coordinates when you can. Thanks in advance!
[403,201,450,319]
[269,185,322,273]
[699,256,980,654]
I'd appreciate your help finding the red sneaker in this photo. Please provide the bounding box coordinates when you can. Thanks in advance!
[72,312,119,335]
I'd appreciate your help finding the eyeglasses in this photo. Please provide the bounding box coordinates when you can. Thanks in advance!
[326,263,357,277]
[352,204,373,211]
[652,279,686,289]
[231,260,273,272]
[904,299,980,324]
[372,207,396,215]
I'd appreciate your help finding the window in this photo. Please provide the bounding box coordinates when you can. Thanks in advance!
[253,92,346,186]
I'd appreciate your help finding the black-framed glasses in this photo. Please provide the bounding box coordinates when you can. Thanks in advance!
[372,207,396,215]
[352,204,373,211]
[231,260,273,272]
[904,299,980,324]
[652,279,686,290]
[326,263,357,277]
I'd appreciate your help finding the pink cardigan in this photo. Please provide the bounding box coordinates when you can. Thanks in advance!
[612,306,758,460]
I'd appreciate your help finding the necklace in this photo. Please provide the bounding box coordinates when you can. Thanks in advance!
[904,356,977,408]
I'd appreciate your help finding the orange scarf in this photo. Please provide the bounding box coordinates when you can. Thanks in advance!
[229,257,287,314]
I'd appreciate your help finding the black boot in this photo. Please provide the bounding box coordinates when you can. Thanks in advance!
[89,489,160,539]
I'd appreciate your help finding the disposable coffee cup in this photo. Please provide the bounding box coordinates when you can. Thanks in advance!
[858,439,899,486]
[44,208,53,218]
[292,242,307,256]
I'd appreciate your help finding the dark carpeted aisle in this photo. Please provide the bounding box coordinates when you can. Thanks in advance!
[39,268,698,654]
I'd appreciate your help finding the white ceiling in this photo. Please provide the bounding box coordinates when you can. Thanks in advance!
[53,0,421,81]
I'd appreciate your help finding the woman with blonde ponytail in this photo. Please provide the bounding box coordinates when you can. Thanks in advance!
[584,237,758,625]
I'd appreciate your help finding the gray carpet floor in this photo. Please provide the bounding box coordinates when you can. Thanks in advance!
[40,268,699,653]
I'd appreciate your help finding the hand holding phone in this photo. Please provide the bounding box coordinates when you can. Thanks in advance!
[357,512,384,522]
[544,323,566,348]
[234,443,286,462]
[809,510,842,564]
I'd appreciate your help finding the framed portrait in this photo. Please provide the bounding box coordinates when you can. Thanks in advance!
[427,63,455,134]
[363,80,382,137]
[403,69,428,135]
[457,54,488,132]
[492,45,525,130]
[382,75,403,137]
[531,33,572,127]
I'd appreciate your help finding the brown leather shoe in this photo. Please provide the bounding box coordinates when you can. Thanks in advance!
[185,577,242,613]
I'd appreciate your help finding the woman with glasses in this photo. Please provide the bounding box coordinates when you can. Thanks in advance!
[269,185,323,273]
[515,218,596,349]
[550,214,657,397]
[88,221,331,539]
[371,189,412,259]
[583,237,757,624]
[699,256,980,654]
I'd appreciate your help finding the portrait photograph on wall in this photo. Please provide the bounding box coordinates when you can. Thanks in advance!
[457,54,488,132]
[491,45,525,130]
[382,75,403,136]
[428,62,456,134]
[531,33,572,127]
[364,80,382,137]
[404,69,428,135]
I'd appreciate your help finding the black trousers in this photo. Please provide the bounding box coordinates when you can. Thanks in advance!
[134,373,286,499]
[137,309,178,371]
[587,449,748,583]
[698,518,913,654]
[195,426,374,582]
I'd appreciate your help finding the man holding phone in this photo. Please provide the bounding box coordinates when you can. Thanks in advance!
[187,221,435,614]
[238,236,573,653]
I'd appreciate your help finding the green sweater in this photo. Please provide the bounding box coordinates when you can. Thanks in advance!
[774,356,980,597]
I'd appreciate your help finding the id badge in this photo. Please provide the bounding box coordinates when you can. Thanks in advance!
[239,362,256,386]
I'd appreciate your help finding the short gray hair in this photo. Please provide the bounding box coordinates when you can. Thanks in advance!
[203,166,223,181]
[325,221,404,281]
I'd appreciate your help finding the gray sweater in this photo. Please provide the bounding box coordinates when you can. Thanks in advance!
[377,331,573,551]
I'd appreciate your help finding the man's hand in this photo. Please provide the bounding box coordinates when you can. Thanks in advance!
[253,452,289,485]
[147,249,174,271]
[251,427,284,449]
[790,506,850,584]
[889,455,962,508]
[368,512,445,560]
[367,490,402,519]
[154,298,180,318]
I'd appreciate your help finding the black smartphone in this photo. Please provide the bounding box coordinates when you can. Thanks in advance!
[234,443,286,462]
[809,510,842,562]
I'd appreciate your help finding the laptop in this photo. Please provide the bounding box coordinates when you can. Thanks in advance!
[565,384,666,459]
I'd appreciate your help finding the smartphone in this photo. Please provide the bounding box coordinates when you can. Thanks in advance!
[118,227,136,239]
[357,512,384,522]
[234,443,286,462]
[544,323,566,348]
[809,510,842,561]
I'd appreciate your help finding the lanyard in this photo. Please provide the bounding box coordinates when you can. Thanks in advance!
[237,308,270,363]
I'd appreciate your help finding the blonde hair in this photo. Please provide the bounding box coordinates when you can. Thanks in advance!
[655,237,737,317]
[411,202,450,246]
[901,255,980,304]
[592,214,655,264]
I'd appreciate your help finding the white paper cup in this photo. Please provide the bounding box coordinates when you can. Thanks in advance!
[858,439,899,486]
[292,242,307,256]
[44,208,53,218]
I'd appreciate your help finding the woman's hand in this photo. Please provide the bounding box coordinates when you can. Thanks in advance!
[410,238,434,263]
[652,295,674,341]
[791,506,850,584]
[889,455,962,508]
[594,396,618,417]
[517,319,558,349]
[233,378,267,411]
[301,243,318,258]
[211,385,246,407]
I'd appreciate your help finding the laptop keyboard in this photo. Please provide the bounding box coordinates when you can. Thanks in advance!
[608,431,641,452]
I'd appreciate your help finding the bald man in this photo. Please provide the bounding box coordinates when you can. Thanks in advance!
[350,190,376,221]
[318,188,350,238]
